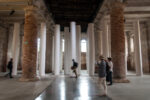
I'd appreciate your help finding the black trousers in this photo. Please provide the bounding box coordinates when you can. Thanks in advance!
[109,72,112,84]
[9,68,12,78]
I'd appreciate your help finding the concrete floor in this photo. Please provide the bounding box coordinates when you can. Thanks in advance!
[35,75,150,100]
[0,73,54,100]
[0,73,150,100]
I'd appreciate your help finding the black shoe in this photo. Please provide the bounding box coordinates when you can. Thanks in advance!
[108,84,112,86]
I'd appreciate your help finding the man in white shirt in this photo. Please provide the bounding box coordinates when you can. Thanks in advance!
[107,57,113,85]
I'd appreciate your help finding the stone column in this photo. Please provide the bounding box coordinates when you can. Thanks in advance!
[108,25,111,57]
[134,20,143,76]
[97,30,103,57]
[87,23,95,76]
[20,6,38,81]
[12,23,20,75]
[102,20,109,58]
[76,25,81,75]
[70,22,77,60]
[60,32,63,73]
[64,27,70,75]
[110,1,127,81]
[52,35,55,73]
[45,28,53,73]
[39,23,46,76]
[146,22,150,73]
[54,25,61,75]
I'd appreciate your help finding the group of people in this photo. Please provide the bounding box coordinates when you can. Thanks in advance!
[97,56,113,96]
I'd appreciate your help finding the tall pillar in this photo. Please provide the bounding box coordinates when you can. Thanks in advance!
[76,25,81,75]
[60,32,63,73]
[20,6,38,81]
[97,30,103,57]
[134,20,143,76]
[45,28,53,73]
[54,25,60,75]
[12,23,20,75]
[110,1,127,80]
[70,22,77,60]
[64,27,70,75]
[87,23,95,76]
[102,20,109,58]
[39,23,46,76]
[52,35,55,73]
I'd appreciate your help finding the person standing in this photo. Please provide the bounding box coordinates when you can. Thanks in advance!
[107,57,113,85]
[97,56,107,96]
[7,58,13,78]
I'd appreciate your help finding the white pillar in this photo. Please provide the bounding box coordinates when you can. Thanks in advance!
[134,20,143,76]
[52,36,55,73]
[12,23,20,75]
[76,25,81,75]
[97,30,103,56]
[54,25,61,75]
[64,27,70,75]
[125,34,128,75]
[108,25,111,57]
[39,23,46,76]
[60,32,63,73]
[87,23,95,76]
[70,22,77,60]
[102,20,109,58]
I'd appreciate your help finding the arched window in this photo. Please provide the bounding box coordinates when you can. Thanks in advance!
[81,39,87,52]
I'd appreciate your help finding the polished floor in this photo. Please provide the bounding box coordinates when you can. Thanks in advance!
[35,76,112,100]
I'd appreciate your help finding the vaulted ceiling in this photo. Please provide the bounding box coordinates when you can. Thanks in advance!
[44,0,104,31]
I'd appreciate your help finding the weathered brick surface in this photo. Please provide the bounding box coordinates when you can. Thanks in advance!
[140,22,149,73]
[20,6,38,81]
[110,1,126,79]
[0,26,9,72]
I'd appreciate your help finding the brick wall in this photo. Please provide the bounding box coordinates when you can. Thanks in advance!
[0,26,9,72]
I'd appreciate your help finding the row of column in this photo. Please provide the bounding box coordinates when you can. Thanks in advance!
[8,6,47,81]
[10,2,143,81]
[97,1,143,79]
[54,22,82,75]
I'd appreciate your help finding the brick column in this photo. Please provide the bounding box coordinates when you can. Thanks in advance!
[20,6,38,81]
[110,1,128,82]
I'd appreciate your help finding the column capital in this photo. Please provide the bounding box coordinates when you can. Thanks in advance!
[24,5,38,13]
[110,0,125,9]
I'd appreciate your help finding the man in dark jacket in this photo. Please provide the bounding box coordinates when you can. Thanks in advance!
[97,56,107,96]
[71,59,78,78]
[6,58,13,78]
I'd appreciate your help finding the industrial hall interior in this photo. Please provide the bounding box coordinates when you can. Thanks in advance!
[0,0,150,100]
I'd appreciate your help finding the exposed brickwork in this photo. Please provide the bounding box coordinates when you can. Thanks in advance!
[20,6,38,81]
[0,26,9,72]
[110,1,126,79]
[140,22,149,73]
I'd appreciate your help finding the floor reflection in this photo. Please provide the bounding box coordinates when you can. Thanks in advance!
[35,76,112,100]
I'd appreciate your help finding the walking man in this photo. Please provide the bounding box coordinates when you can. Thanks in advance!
[97,56,107,96]
[71,59,78,78]
[6,58,13,78]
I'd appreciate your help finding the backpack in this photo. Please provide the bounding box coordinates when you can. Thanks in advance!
[74,62,78,67]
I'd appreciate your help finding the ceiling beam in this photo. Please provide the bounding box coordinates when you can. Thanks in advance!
[0,5,26,11]
[0,0,27,2]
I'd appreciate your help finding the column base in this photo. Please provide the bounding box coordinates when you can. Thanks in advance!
[113,78,130,83]
[19,77,39,82]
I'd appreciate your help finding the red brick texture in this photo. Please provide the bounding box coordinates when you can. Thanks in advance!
[110,1,126,79]
[20,6,38,81]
